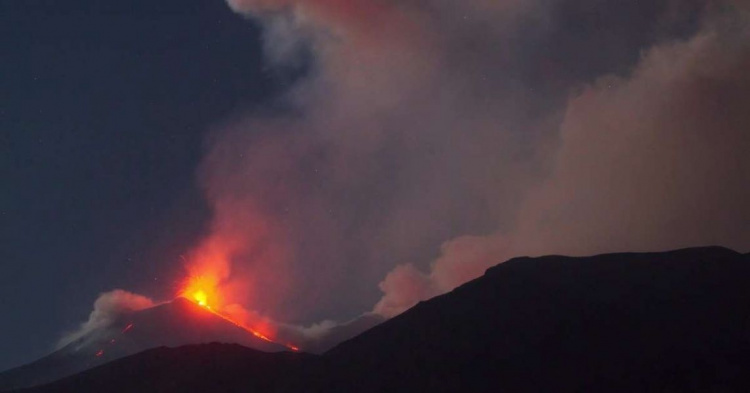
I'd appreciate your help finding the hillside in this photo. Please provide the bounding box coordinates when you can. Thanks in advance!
[0,297,286,390]
[18,344,311,393]
[18,247,750,392]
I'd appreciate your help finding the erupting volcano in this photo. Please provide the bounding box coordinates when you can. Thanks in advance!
[180,276,221,310]
[0,288,295,390]
[178,275,299,351]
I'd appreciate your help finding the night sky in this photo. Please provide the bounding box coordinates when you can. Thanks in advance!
[3,0,749,374]
[1,0,283,370]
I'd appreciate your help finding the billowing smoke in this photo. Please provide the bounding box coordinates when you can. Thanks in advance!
[375,2,750,315]
[57,290,155,349]
[179,0,750,342]
[514,7,750,257]
[191,0,546,327]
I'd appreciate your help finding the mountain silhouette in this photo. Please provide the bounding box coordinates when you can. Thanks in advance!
[10,246,750,392]
[0,297,287,390]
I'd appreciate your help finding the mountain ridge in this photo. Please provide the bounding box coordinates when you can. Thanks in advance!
[10,246,750,392]
[0,297,287,390]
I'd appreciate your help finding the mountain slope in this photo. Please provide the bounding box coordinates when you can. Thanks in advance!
[17,246,750,392]
[0,298,287,390]
[18,343,312,393]
[303,246,750,392]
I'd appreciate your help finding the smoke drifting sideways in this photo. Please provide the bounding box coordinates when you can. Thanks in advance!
[204,0,750,318]
[377,2,750,316]
[66,0,750,352]
[58,290,154,350]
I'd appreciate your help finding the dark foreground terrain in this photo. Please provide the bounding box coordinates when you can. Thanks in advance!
[13,246,750,392]
[0,297,287,390]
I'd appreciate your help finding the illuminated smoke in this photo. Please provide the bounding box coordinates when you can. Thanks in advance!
[185,0,750,337]
[56,1,750,355]
[193,0,545,327]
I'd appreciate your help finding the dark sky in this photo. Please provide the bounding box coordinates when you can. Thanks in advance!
[1,0,279,370]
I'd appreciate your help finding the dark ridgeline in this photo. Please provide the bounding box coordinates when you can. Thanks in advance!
[0,298,287,391]
[13,344,312,393]
[11,246,750,392]
[307,246,750,392]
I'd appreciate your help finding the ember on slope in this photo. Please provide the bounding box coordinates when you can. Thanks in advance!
[94,323,135,359]
[179,274,299,351]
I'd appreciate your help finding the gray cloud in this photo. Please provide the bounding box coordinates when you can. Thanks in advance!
[184,0,749,331]
[379,1,750,315]
[516,10,750,256]
[57,290,155,349]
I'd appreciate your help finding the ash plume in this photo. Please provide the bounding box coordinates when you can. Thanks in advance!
[181,0,750,338]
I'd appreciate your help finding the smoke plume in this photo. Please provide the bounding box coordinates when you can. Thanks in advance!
[181,0,750,338]
[57,290,155,349]
[374,2,750,315]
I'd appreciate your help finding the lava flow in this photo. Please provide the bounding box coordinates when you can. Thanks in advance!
[178,275,299,351]
[94,322,136,358]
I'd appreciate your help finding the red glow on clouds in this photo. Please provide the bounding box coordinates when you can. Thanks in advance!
[174,204,300,351]
[178,268,298,351]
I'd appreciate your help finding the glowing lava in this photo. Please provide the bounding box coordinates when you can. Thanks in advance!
[179,275,221,310]
[178,275,298,352]
[95,322,135,358]
[193,290,209,308]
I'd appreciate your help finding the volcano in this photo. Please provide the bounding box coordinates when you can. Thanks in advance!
[0,297,289,390]
[11,246,750,393]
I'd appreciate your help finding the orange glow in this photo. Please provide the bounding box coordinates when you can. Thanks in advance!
[180,294,298,351]
[193,290,208,307]
[178,274,299,352]
[179,275,222,311]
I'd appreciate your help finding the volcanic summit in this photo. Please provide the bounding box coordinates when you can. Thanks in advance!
[0,297,289,390]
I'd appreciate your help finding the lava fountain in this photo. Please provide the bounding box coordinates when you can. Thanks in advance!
[178,274,299,351]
